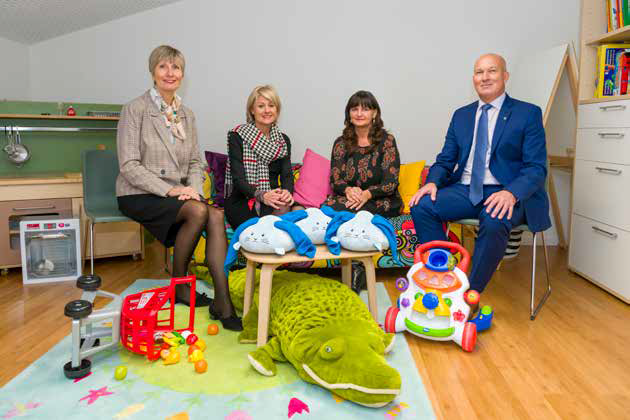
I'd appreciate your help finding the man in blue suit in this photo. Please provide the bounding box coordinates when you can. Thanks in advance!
[409,53,551,297]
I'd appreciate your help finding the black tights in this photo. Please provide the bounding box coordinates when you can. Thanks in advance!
[172,200,234,317]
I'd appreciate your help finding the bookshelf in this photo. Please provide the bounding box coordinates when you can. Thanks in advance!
[579,0,630,103]
[568,0,630,303]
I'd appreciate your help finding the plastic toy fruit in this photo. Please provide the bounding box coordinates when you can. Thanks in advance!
[171,331,186,344]
[188,349,204,363]
[163,350,180,365]
[186,333,198,345]
[114,365,127,380]
[187,345,199,356]
[195,339,207,352]
[207,324,219,335]
[194,359,207,373]
[163,334,180,348]
[160,349,171,360]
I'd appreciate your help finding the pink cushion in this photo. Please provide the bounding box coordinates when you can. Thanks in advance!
[293,148,333,208]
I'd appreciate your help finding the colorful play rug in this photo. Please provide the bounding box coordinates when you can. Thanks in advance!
[0,272,434,419]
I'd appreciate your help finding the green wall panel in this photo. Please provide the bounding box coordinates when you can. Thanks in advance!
[0,100,122,176]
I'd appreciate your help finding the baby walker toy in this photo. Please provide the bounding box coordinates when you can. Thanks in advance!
[63,274,197,378]
[384,241,493,352]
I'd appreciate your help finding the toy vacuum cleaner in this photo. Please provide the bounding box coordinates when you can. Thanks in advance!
[384,241,493,352]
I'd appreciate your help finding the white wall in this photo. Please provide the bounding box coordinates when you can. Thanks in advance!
[29,0,579,161]
[0,37,30,100]
[27,0,580,245]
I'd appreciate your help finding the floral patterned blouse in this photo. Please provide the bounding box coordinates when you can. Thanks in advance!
[325,133,402,217]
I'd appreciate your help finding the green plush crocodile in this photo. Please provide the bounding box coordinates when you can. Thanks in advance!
[228,269,402,408]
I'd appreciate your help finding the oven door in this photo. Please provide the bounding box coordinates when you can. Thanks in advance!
[21,229,80,284]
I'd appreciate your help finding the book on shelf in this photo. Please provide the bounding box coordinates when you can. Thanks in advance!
[607,0,630,31]
[624,0,630,28]
[595,44,630,97]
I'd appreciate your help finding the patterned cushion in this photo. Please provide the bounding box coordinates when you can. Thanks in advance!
[190,162,463,269]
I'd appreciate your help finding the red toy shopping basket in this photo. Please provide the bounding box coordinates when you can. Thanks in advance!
[120,276,196,360]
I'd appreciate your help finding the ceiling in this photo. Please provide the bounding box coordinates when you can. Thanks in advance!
[0,0,183,45]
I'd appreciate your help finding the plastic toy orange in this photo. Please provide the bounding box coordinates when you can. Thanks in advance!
[160,349,171,360]
[207,324,219,335]
[187,345,199,355]
[194,359,207,373]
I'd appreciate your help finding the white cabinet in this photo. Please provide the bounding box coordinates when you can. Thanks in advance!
[569,215,630,300]
[569,100,630,303]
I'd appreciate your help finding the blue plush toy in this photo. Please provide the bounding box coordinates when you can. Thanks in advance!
[223,215,316,275]
[325,210,400,265]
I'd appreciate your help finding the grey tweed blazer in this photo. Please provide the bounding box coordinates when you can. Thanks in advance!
[116,90,205,198]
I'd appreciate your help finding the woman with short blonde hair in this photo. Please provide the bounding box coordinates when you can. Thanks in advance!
[245,85,281,123]
[116,45,241,330]
[224,85,299,229]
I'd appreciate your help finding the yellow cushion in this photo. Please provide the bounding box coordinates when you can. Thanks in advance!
[202,171,213,205]
[398,160,426,214]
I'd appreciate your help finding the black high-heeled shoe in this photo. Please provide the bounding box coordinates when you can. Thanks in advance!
[351,261,366,295]
[174,284,212,307]
[209,300,243,331]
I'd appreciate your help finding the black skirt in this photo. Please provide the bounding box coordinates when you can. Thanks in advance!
[118,194,186,247]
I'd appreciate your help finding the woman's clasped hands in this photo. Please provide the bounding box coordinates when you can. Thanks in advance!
[262,188,294,209]
[167,186,201,201]
[344,186,371,211]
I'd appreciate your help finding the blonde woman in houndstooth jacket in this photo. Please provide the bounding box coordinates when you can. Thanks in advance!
[224,85,302,230]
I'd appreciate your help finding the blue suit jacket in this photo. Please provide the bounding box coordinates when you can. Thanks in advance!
[426,94,551,232]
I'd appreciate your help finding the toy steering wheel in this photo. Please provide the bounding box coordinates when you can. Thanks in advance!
[413,240,470,273]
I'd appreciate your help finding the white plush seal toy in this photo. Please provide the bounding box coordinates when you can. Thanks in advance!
[223,215,316,274]
[280,206,336,245]
[325,210,400,264]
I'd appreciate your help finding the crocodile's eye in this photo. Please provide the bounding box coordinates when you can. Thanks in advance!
[319,338,345,360]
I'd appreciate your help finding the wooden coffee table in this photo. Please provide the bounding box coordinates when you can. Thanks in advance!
[240,245,380,346]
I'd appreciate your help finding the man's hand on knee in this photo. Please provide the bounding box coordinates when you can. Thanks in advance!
[484,190,516,220]
[409,182,438,207]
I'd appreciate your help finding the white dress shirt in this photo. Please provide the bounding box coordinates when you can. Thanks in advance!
[460,92,506,185]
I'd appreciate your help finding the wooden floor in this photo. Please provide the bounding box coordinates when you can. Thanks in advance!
[1,243,629,419]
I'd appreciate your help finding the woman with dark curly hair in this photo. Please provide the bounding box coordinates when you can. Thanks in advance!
[324,90,402,217]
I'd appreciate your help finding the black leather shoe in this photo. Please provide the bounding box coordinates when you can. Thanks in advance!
[209,300,243,331]
[174,284,212,307]
[351,261,366,295]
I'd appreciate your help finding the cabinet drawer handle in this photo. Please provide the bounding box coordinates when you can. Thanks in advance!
[599,105,627,111]
[592,226,618,239]
[31,233,68,240]
[12,205,56,211]
[597,132,625,138]
[595,167,622,175]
